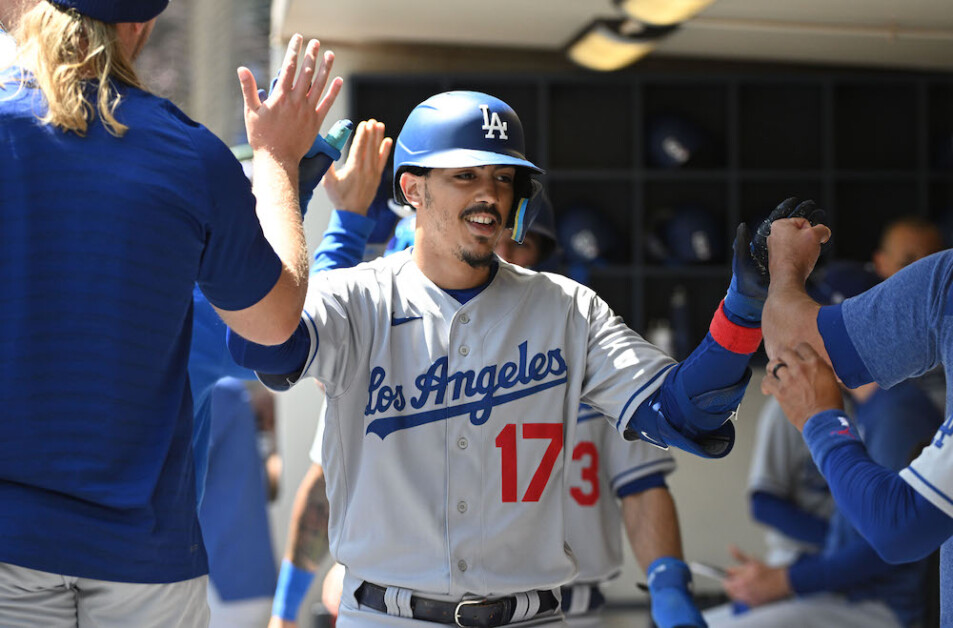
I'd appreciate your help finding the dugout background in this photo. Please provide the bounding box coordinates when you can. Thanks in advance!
[270,40,953,616]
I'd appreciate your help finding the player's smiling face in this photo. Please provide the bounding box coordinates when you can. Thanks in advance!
[415,165,516,268]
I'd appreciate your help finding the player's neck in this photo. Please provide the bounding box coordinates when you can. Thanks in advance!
[412,242,492,290]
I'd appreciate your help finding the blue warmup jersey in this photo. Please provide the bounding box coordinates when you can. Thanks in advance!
[821,250,953,624]
[828,383,941,626]
[0,69,281,583]
[189,286,256,505]
[199,378,277,600]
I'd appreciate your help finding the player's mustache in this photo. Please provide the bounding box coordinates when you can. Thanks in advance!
[460,204,502,223]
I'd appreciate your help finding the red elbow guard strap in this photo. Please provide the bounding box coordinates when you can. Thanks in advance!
[710,300,762,354]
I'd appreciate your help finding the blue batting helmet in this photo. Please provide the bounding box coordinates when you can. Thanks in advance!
[647,114,707,169]
[807,261,880,305]
[646,205,725,265]
[393,91,544,244]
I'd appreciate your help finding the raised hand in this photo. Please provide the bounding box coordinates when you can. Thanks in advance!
[322,119,393,215]
[762,342,844,432]
[238,35,343,167]
[750,197,828,280]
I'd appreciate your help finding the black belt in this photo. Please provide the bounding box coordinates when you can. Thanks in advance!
[559,584,605,615]
[355,581,559,627]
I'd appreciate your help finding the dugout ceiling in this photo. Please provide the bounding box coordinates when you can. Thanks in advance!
[273,0,953,71]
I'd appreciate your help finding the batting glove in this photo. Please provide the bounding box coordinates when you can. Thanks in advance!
[647,557,707,628]
[723,223,767,325]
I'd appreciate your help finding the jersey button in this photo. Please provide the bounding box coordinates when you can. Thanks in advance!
[457,501,468,513]
[457,437,468,449]
[459,313,470,324]
[459,346,470,356]
[457,560,468,572]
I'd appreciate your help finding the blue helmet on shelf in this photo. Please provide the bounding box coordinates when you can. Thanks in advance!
[807,261,880,305]
[646,205,725,265]
[647,113,707,169]
[557,206,617,266]
[393,91,544,243]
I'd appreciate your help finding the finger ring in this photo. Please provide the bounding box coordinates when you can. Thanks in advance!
[772,362,787,378]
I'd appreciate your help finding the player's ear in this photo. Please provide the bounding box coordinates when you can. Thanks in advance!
[400,172,424,210]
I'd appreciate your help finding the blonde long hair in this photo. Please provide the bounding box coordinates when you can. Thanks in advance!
[10,3,146,137]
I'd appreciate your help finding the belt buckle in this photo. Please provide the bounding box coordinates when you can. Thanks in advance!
[454,599,483,627]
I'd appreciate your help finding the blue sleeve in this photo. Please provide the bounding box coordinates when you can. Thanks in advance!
[188,125,282,311]
[659,333,752,435]
[616,472,668,499]
[803,410,953,564]
[824,251,953,389]
[750,491,829,546]
[787,536,895,595]
[311,210,376,274]
[227,321,313,375]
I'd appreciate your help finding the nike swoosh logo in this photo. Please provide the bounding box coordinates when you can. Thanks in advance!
[391,315,423,327]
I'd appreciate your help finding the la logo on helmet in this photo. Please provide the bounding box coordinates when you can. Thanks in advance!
[479,104,508,140]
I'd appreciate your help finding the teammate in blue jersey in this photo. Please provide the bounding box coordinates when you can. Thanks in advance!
[760,216,953,625]
[230,89,777,627]
[0,0,341,623]
[200,378,280,628]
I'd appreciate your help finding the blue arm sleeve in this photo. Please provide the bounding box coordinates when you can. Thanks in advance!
[311,210,376,274]
[227,322,312,375]
[787,536,896,595]
[659,333,753,435]
[804,411,953,564]
[750,491,829,546]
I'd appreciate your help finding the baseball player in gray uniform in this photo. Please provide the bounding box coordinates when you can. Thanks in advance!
[230,90,770,627]
[747,397,833,567]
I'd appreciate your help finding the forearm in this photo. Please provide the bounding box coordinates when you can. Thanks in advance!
[285,463,330,570]
[253,151,309,303]
[787,538,895,595]
[762,278,826,363]
[804,411,953,563]
[623,487,684,569]
[312,210,375,273]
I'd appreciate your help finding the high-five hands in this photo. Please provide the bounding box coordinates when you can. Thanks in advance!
[238,35,343,167]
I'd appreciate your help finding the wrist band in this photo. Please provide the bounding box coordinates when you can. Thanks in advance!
[710,301,763,354]
[272,559,316,621]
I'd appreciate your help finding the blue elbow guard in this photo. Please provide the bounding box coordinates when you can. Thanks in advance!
[647,557,706,628]
[626,399,734,459]
[663,366,752,436]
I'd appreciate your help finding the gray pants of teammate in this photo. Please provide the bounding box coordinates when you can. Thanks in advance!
[0,562,209,628]
[703,593,901,628]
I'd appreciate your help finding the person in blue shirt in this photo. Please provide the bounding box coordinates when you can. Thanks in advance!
[710,378,941,627]
[0,0,341,624]
[200,378,280,628]
[761,213,953,625]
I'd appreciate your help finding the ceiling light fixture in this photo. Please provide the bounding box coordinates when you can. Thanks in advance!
[566,18,677,72]
[614,0,716,27]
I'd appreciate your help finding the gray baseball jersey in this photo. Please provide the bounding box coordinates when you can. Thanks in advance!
[748,397,834,566]
[281,249,676,600]
[565,404,675,584]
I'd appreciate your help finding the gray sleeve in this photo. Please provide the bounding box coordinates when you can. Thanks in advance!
[748,397,800,497]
